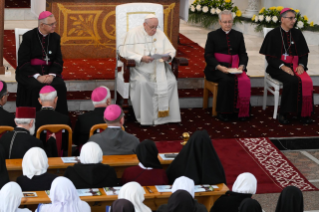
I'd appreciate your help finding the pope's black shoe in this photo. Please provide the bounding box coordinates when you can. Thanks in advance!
[278,114,290,125]
[217,113,230,122]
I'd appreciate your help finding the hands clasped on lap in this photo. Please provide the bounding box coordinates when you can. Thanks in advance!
[141,56,170,63]
[281,65,304,76]
[37,75,54,84]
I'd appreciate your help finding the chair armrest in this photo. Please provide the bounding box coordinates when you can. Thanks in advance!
[119,55,136,83]
[171,57,189,79]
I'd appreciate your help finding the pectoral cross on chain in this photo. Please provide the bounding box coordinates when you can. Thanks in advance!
[283,52,289,60]
[45,55,50,65]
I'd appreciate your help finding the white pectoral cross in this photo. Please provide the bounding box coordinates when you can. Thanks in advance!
[45,55,50,65]
[283,52,289,60]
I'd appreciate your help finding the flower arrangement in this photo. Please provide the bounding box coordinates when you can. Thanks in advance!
[189,0,242,28]
[251,6,313,32]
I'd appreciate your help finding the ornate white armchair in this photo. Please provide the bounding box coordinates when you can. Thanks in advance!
[115,3,188,106]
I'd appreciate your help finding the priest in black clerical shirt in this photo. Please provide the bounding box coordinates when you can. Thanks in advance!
[35,85,71,156]
[0,107,45,159]
[204,10,250,122]
[260,8,312,124]
[16,11,68,115]
[73,86,111,146]
[0,81,15,128]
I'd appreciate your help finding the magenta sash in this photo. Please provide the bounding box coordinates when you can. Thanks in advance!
[30,58,52,66]
[281,55,313,117]
[214,53,251,117]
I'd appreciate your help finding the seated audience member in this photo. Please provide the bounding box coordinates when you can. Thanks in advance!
[157,176,207,212]
[0,148,9,189]
[64,141,118,189]
[210,172,257,212]
[275,186,303,212]
[73,86,112,146]
[35,85,71,155]
[118,182,151,212]
[166,130,226,184]
[111,199,135,212]
[157,190,196,212]
[35,177,91,212]
[0,80,15,127]
[121,139,168,186]
[89,104,139,155]
[0,182,31,212]
[17,147,57,191]
[0,107,45,159]
[238,199,262,212]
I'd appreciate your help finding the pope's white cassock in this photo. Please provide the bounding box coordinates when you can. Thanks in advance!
[120,19,181,125]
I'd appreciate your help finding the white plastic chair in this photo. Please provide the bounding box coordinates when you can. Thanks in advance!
[262,28,283,119]
[15,28,31,66]
[115,3,164,101]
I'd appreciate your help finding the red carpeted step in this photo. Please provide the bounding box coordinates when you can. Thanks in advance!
[3,30,205,80]
[5,0,30,8]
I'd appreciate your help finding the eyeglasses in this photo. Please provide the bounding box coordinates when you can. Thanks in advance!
[221,21,233,24]
[43,22,57,27]
[146,23,160,30]
[283,17,297,21]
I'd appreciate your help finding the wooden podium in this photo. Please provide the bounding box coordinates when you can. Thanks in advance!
[46,0,180,59]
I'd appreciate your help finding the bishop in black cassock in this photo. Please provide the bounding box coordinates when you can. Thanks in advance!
[0,107,57,159]
[0,81,15,128]
[260,8,312,124]
[35,85,72,156]
[16,11,68,115]
[204,11,249,121]
[73,86,111,146]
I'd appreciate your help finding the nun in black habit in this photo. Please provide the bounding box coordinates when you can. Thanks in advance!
[166,130,226,185]
[64,141,118,189]
[275,186,303,212]
[0,147,9,189]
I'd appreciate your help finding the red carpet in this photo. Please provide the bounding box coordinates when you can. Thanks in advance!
[5,0,30,8]
[3,30,205,80]
[155,137,317,194]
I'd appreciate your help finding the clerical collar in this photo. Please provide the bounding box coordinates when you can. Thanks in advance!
[222,29,231,34]
[41,106,54,111]
[280,27,289,33]
[38,28,48,37]
[138,162,153,170]
[107,126,121,129]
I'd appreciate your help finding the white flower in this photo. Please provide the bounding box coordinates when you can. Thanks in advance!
[232,12,236,18]
[210,8,216,14]
[196,4,201,11]
[254,16,259,22]
[265,16,271,23]
[216,8,221,14]
[297,21,304,28]
[258,15,264,21]
[202,6,209,13]
[190,5,195,12]
[272,16,278,23]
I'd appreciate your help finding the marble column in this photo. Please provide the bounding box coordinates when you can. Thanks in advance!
[242,0,259,18]
[0,0,5,75]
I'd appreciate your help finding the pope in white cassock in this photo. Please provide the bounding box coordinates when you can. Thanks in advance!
[120,14,181,125]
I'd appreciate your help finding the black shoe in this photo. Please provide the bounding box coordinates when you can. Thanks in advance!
[238,117,249,122]
[300,117,313,124]
[217,113,230,122]
[278,114,290,125]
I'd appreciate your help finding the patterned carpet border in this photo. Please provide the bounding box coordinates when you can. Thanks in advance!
[238,137,317,191]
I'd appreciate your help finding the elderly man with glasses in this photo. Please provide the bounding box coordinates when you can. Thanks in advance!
[204,10,250,122]
[0,80,15,127]
[15,11,68,115]
[260,8,312,124]
[120,14,180,126]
